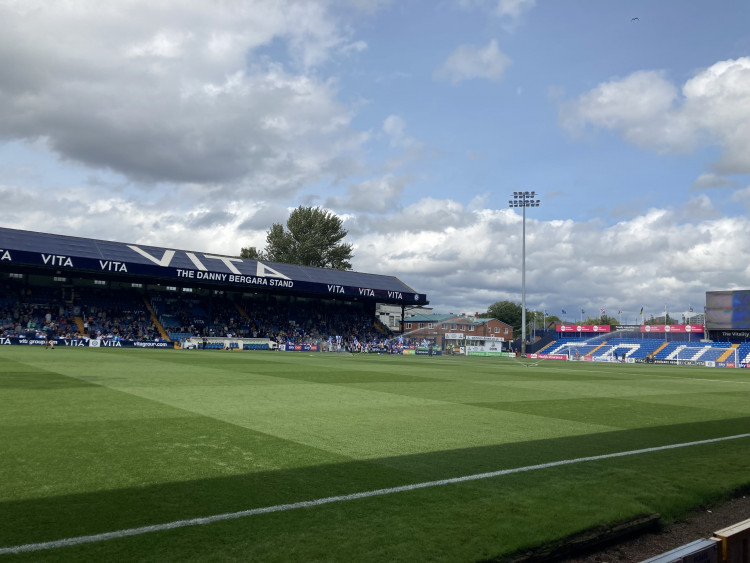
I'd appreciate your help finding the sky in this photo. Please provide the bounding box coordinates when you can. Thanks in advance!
[1,0,749,323]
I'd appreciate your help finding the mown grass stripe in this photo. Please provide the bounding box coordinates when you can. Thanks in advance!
[2,432,748,556]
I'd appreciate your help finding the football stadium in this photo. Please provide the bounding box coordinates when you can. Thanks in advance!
[1,227,750,562]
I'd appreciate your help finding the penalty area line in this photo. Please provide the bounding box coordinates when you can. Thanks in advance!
[2,433,750,555]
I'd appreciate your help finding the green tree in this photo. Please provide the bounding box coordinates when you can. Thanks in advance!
[240,206,353,270]
[580,314,618,326]
[643,313,677,325]
[239,246,263,260]
[481,300,527,332]
[600,314,618,326]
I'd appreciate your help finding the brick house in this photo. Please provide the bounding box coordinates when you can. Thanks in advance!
[400,314,513,349]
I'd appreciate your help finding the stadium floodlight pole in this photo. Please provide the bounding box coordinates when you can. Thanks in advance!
[509,191,541,357]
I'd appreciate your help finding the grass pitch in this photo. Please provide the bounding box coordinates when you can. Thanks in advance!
[1,347,749,562]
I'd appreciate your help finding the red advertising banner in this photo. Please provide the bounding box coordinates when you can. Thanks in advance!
[528,353,568,360]
[556,324,611,333]
[640,324,705,334]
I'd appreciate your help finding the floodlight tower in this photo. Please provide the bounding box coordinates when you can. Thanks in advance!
[509,191,541,357]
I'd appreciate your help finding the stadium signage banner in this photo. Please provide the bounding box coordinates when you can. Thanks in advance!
[283,344,320,352]
[640,324,705,333]
[556,324,611,333]
[415,347,442,356]
[465,339,504,356]
[1,337,47,346]
[527,353,567,360]
[715,361,750,369]
[0,228,425,305]
[0,337,170,348]
[715,330,750,339]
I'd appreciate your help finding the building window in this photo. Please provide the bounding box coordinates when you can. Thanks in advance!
[494,327,499,333]
[469,325,475,332]
[428,323,434,329]
[166,286,177,291]
[406,323,412,329]
[53,276,67,282]
[419,323,424,329]
[504,327,509,334]
[441,324,446,329]
[132,283,143,288]
[451,324,457,330]
[183,287,193,292]
[94,280,106,286]
[9,273,23,279]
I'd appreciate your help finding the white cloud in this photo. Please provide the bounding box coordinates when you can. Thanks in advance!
[382,115,422,150]
[731,185,750,212]
[1,2,746,320]
[691,173,738,191]
[434,40,511,84]
[558,70,694,151]
[458,0,535,20]
[0,0,369,192]
[3,175,749,314]
[492,0,536,19]
[559,57,750,174]
[350,197,750,313]
[683,58,750,174]
[325,174,409,213]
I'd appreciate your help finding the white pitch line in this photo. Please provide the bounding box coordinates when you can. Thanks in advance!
[2,433,750,556]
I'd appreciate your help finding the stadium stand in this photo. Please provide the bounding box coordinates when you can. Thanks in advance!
[543,335,737,363]
[0,280,407,351]
[738,343,750,363]
[0,227,432,350]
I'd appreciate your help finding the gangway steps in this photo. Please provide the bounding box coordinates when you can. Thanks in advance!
[538,341,556,353]
[234,301,250,320]
[142,296,172,344]
[650,341,669,358]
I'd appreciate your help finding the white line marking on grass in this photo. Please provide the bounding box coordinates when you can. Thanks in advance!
[2,433,749,556]
[684,377,750,385]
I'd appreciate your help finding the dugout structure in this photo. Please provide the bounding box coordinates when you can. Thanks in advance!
[0,227,428,338]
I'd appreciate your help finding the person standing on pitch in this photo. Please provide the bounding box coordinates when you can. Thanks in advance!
[45,322,56,349]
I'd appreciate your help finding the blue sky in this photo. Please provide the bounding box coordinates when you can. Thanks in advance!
[1,0,749,321]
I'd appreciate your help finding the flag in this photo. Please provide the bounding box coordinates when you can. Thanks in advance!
[600,308,605,315]
[618,308,622,315]
[639,306,644,315]
[562,309,567,314]
[581,308,585,315]
[689,305,693,312]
